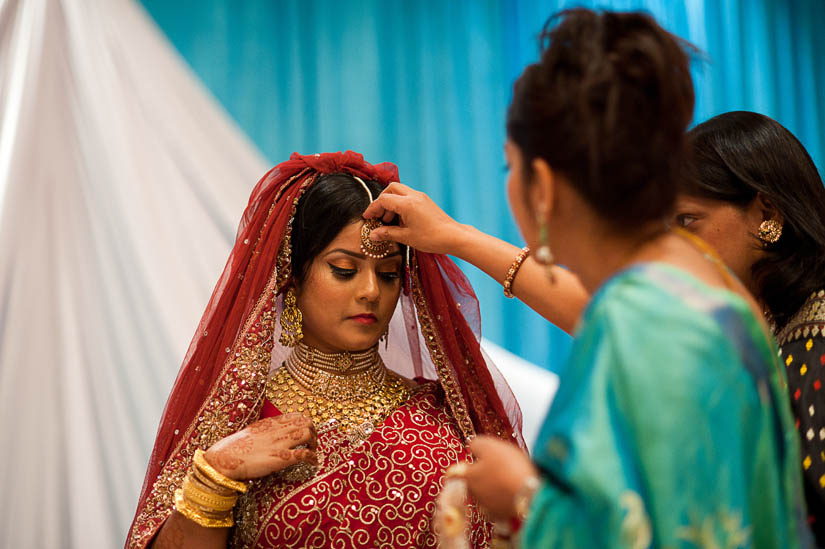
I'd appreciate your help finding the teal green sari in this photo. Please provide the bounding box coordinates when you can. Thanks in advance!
[523,264,811,548]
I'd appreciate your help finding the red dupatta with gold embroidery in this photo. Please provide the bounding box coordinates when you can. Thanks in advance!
[126,151,523,548]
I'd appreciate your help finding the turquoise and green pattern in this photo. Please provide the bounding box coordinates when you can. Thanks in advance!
[524,264,812,548]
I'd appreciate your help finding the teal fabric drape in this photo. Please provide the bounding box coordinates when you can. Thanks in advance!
[524,263,808,547]
[139,0,825,372]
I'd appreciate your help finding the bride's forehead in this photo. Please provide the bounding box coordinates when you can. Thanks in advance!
[316,221,361,253]
[321,221,400,255]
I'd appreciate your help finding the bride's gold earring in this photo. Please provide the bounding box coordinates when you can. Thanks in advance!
[534,217,555,282]
[279,288,303,347]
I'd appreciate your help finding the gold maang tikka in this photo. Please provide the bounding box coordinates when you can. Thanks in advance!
[353,176,392,259]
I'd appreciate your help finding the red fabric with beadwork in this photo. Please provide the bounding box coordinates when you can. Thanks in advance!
[231,383,490,548]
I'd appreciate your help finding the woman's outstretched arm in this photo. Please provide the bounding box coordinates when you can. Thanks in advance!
[364,183,589,334]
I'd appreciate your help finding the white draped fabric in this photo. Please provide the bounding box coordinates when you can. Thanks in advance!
[0,0,556,547]
[0,0,267,546]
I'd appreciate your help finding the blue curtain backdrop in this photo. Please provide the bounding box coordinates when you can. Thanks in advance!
[139,0,825,373]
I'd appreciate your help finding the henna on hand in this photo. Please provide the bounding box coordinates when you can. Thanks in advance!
[233,434,254,455]
[290,428,308,441]
[293,448,317,464]
[209,447,243,472]
[270,449,293,460]
[246,417,279,434]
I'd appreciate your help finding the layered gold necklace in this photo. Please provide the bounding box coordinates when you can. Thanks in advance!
[266,343,412,433]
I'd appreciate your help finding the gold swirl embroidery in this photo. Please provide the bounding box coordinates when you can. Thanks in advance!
[231,385,492,548]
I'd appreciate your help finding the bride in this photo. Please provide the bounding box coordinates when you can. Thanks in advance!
[126,151,523,548]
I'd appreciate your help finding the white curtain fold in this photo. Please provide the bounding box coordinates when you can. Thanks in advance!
[0,1,556,546]
[0,0,267,546]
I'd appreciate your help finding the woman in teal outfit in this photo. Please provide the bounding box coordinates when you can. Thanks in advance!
[364,8,811,548]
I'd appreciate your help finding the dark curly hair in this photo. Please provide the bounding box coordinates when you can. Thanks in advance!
[679,111,825,330]
[507,8,696,228]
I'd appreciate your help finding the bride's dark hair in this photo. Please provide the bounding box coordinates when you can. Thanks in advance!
[291,173,403,282]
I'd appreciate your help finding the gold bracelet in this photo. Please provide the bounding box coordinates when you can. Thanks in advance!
[192,467,235,496]
[183,473,238,512]
[174,488,234,528]
[193,448,249,493]
[503,247,530,298]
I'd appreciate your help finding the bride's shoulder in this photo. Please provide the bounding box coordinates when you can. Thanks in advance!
[389,372,439,395]
[388,375,459,426]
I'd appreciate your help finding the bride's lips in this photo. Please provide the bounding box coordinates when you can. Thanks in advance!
[348,313,378,325]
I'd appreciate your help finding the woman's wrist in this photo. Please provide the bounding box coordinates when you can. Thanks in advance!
[174,449,248,529]
[500,472,540,538]
[513,473,541,521]
[449,223,484,260]
[202,447,245,482]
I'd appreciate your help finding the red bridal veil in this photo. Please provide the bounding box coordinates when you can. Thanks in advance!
[127,151,523,547]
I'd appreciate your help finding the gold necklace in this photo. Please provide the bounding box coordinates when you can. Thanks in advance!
[266,343,413,433]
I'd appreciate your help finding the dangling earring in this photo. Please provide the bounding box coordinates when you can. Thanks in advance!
[758,219,783,245]
[380,325,389,349]
[534,217,555,282]
[279,288,303,347]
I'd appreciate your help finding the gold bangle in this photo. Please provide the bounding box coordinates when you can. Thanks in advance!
[174,488,234,528]
[183,474,238,512]
[192,467,235,496]
[503,247,530,298]
[193,448,249,493]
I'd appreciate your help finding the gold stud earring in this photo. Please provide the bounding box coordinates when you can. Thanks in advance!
[279,288,303,347]
[758,219,783,245]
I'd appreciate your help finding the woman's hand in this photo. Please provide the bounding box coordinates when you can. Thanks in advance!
[463,436,539,521]
[362,182,470,254]
[204,413,317,481]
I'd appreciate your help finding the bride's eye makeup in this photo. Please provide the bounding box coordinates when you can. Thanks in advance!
[329,264,356,279]
[378,270,401,282]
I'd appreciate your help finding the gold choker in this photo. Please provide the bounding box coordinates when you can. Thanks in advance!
[266,343,412,433]
[286,343,386,401]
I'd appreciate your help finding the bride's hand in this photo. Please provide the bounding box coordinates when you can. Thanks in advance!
[362,182,470,254]
[204,413,317,481]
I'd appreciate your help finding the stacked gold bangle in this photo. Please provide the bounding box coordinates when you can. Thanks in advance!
[503,247,530,298]
[174,449,249,528]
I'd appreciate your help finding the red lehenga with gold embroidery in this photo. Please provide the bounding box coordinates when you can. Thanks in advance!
[126,152,523,549]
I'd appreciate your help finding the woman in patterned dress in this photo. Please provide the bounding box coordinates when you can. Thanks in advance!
[126,152,523,548]
[673,110,825,544]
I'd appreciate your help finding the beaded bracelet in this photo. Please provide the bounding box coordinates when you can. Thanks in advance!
[503,247,530,298]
